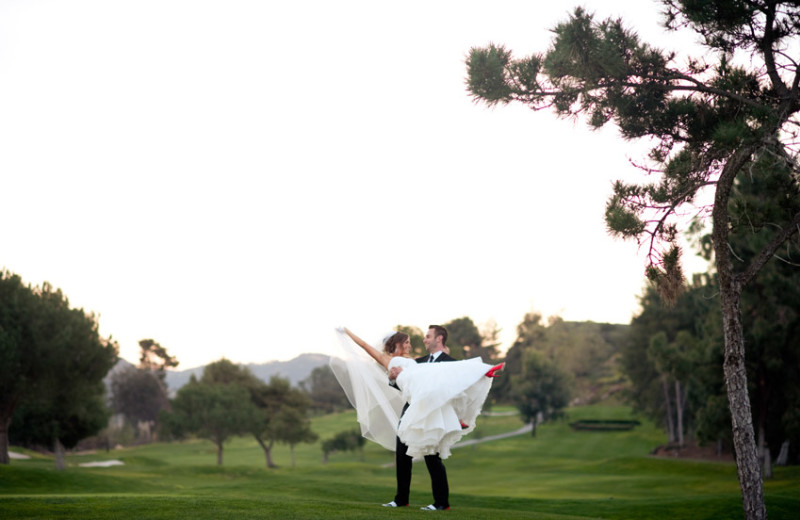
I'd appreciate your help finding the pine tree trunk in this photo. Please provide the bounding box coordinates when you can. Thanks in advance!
[759,424,772,479]
[662,378,676,443]
[216,442,223,466]
[776,441,789,466]
[713,147,766,520]
[54,438,66,471]
[0,399,15,465]
[719,278,765,520]
[757,373,772,479]
[291,445,296,468]
[675,381,684,448]
[0,416,10,465]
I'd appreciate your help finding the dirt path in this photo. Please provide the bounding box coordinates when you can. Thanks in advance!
[379,423,533,467]
[452,423,533,449]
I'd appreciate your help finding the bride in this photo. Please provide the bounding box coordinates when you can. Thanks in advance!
[331,327,503,459]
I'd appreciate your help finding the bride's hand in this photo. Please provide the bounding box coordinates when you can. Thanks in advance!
[388,366,403,380]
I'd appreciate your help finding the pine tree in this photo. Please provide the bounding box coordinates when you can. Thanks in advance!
[466,3,800,518]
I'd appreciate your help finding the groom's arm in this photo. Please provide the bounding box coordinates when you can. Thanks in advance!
[388,354,426,389]
[388,365,402,390]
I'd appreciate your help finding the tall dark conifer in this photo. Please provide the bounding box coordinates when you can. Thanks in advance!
[1,273,117,468]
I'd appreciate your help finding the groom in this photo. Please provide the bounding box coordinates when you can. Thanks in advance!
[384,324,454,511]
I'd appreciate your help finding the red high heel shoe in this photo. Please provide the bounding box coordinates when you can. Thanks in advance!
[485,362,505,378]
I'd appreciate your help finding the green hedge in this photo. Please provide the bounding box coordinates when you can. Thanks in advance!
[569,419,641,431]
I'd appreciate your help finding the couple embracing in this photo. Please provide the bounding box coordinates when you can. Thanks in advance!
[333,324,503,511]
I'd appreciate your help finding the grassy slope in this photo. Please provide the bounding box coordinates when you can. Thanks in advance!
[1,405,798,520]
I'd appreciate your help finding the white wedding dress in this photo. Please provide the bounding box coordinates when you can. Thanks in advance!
[331,330,494,460]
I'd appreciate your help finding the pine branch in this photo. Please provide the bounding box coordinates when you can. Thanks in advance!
[759,0,790,98]
[711,146,757,293]
[738,209,800,286]
[661,75,768,111]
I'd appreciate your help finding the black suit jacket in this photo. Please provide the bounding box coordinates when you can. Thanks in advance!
[417,352,456,364]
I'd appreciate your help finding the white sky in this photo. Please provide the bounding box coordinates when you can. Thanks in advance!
[1,0,709,369]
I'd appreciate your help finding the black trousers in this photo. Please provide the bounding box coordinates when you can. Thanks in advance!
[393,435,449,508]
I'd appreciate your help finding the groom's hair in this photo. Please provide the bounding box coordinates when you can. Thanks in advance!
[428,325,448,346]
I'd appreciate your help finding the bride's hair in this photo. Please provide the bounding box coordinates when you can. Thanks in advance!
[383,332,410,355]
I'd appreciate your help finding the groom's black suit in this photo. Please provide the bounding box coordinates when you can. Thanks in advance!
[392,352,455,509]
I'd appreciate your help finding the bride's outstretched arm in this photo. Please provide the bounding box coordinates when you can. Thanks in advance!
[342,328,390,370]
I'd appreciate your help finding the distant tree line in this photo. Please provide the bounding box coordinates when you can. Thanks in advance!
[7,262,795,477]
[0,269,617,470]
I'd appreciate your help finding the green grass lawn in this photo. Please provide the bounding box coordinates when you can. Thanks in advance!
[2,405,799,519]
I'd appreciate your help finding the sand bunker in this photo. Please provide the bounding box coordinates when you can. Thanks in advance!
[78,460,125,467]
[9,451,31,460]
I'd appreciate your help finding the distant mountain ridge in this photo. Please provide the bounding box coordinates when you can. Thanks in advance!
[162,353,331,392]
